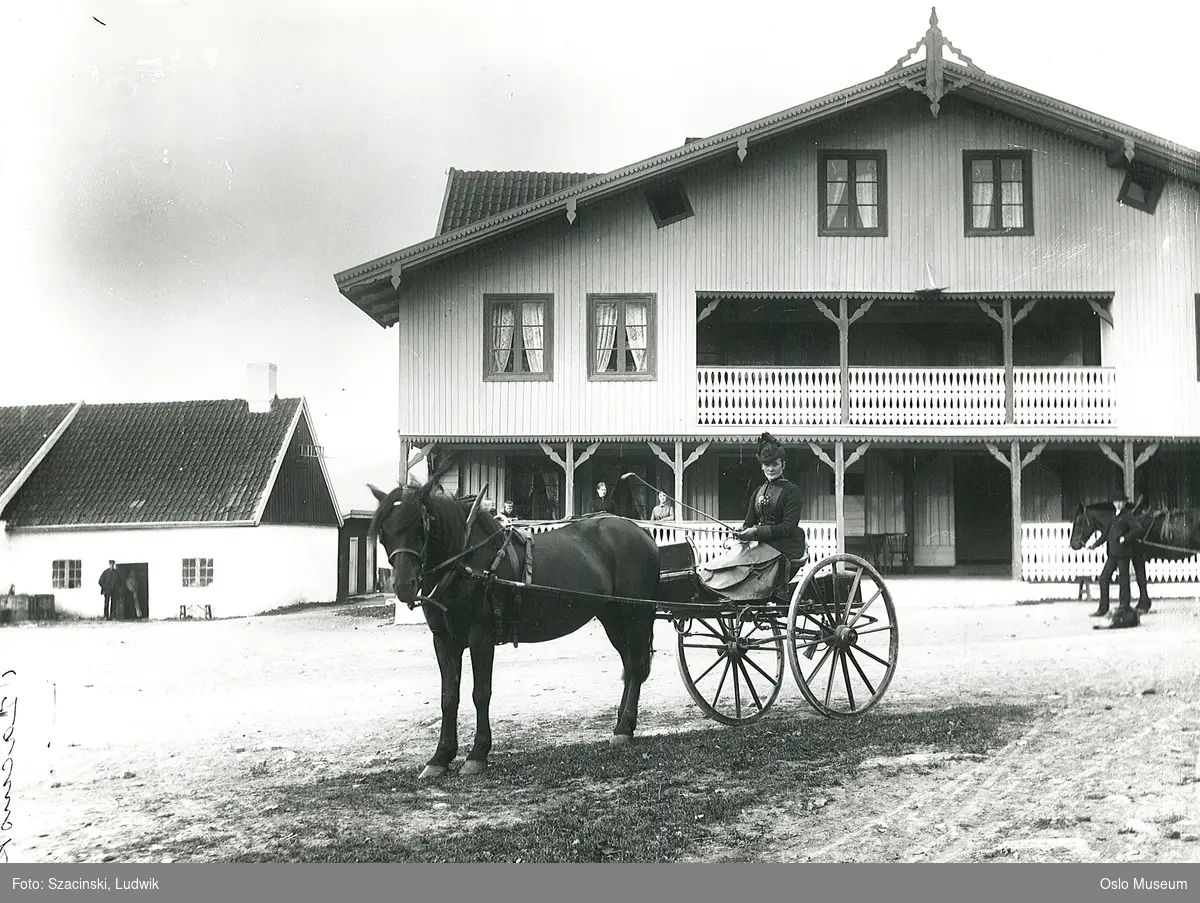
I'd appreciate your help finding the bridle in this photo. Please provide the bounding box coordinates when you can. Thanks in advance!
[382,495,506,611]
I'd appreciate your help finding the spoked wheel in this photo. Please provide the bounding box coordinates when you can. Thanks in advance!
[676,608,786,726]
[786,554,898,718]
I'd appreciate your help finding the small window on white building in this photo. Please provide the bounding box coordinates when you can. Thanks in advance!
[51,559,81,589]
[182,558,214,587]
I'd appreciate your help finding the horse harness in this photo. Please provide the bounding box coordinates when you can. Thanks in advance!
[390,508,535,647]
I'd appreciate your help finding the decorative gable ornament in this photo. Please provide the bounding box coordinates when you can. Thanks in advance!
[889,8,985,118]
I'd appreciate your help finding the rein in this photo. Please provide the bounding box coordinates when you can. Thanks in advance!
[388,484,512,613]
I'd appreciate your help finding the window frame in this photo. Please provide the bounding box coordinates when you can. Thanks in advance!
[182,557,214,588]
[1118,165,1166,214]
[644,179,694,229]
[586,293,658,381]
[817,150,889,237]
[962,150,1035,237]
[51,559,81,589]
[482,294,554,382]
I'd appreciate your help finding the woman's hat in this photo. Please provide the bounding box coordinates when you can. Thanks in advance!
[755,432,784,464]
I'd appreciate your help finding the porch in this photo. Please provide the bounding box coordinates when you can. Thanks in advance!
[695,290,1114,431]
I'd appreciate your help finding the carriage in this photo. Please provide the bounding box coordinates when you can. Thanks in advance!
[369,470,900,778]
[655,537,898,726]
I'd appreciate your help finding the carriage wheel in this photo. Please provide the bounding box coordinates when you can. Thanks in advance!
[676,609,785,726]
[786,553,898,718]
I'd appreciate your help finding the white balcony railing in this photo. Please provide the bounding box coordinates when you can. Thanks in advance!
[696,366,1116,429]
[697,367,840,426]
[849,367,1005,427]
[1014,367,1116,427]
[524,519,838,567]
[1022,523,1200,582]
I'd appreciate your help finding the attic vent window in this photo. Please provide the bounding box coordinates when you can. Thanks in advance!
[1118,166,1165,214]
[300,444,324,459]
[644,180,693,228]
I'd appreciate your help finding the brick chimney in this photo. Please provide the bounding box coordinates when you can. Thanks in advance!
[247,363,278,413]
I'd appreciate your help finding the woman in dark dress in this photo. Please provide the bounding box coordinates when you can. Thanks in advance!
[736,432,807,577]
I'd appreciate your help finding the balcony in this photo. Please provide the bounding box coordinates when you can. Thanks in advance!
[697,366,1117,429]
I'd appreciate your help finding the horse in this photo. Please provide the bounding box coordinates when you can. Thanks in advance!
[368,468,661,778]
[1068,502,1152,614]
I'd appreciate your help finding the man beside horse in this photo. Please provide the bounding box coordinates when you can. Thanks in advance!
[1092,496,1139,623]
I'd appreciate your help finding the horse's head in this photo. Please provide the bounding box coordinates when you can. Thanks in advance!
[1068,502,1110,551]
[368,462,461,605]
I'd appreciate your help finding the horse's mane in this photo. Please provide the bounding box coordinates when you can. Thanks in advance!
[367,485,407,542]
[368,484,469,554]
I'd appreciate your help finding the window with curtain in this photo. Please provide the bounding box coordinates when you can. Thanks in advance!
[507,457,563,520]
[483,295,553,380]
[817,151,887,236]
[587,294,657,378]
[963,150,1033,235]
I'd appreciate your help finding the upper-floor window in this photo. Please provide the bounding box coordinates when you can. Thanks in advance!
[818,151,887,236]
[964,150,1033,236]
[644,179,694,228]
[588,294,657,379]
[182,557,214,587]
[51,559,81,589]
[484,295,553,381]
[1118,165,1166,215]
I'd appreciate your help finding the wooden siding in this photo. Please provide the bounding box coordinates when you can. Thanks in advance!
[395,91,1200,441]
[260,416,340,526]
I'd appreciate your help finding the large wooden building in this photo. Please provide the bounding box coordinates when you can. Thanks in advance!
[334,12,1199,579]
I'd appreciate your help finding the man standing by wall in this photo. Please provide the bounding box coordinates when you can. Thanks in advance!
[98,559,121,621]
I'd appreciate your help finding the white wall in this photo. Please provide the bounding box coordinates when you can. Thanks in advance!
[5,524,337,620]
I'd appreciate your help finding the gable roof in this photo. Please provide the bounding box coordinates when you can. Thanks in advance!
[437,168,599,234]
[2,398,342,530]
[335,18,1200,329]
[0,403,79,514]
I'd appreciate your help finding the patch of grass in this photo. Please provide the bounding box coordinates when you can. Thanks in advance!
[338,603,396,620]
[125,703,1035,863]
[258,599,345,616]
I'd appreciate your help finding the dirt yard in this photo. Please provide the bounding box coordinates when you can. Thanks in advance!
[3,578,1199,863]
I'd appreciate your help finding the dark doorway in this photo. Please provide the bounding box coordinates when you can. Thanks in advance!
[953,456,1011,565]
[718,455,762,522]
[116,562,149,620]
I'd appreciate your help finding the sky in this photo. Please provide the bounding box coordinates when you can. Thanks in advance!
[2,0,1198,512]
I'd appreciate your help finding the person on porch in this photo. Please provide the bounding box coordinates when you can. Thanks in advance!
[591,481,613,515]
[650,491,674,522]
[736,432,806,580]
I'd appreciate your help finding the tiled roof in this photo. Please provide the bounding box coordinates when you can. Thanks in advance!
[3,398,302,528]
[437,169,599,234]
[0,404,76,502]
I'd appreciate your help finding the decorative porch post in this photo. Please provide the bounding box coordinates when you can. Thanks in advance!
[835,441,845,554]
[976,298,1038,424]
[1010,439,1022,580]
[809,441,869,557]
[986,440,1046,581]
[1098,441,1158,501]
[648,441,711,521]
[565,440,575,516]
[540,440,601,517]
[813,297,874,424]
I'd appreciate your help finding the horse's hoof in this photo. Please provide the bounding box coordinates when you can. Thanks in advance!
[419,764,449,780]
[1136,604,1151,614]
[460,759,487,777]
[610,733,633,747]
[1088,609,1109,618]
